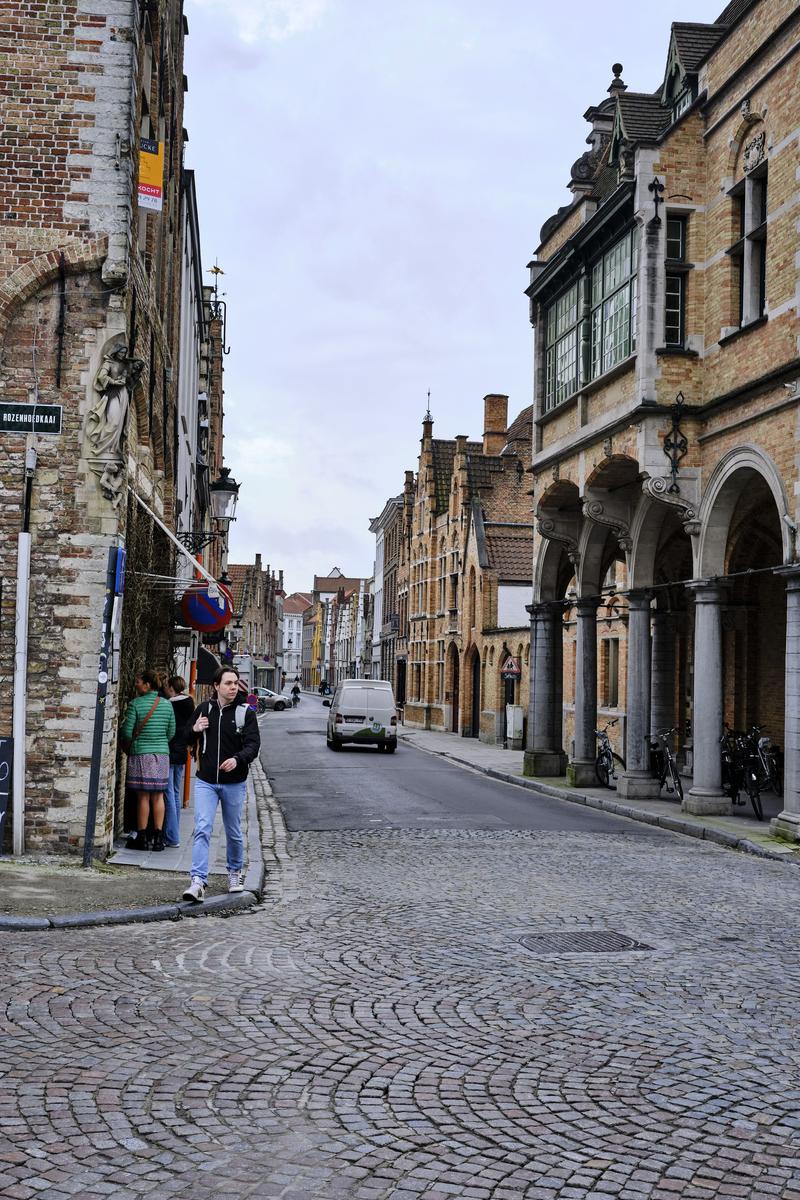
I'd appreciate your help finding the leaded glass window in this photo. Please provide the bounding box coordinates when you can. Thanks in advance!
[544,282,580,411]
[590,230,638,378]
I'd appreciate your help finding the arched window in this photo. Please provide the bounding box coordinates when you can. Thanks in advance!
[469,567,477,630]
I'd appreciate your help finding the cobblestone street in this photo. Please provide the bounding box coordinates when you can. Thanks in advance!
[3,809,800,1199]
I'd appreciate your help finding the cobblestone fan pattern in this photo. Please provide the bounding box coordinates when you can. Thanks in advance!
[3,830,800,1198]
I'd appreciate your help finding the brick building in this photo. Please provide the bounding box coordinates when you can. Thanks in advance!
[369,496,403,681]
[0,3,224,854]
[399,396,534,745]
[227,556,284,691]
[523,0,800,833]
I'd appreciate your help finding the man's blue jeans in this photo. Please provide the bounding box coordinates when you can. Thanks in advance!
[164,763,184,846]
[190,778,247,884]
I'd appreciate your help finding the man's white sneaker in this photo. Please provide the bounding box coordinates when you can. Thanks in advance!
[182,876,205,903]
[228,870,245,893]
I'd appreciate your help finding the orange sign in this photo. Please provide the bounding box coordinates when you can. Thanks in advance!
[138,138,164,212]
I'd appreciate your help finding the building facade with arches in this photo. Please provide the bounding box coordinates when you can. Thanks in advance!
[524,0,800,837]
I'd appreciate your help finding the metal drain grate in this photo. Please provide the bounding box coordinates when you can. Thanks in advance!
[519,930,653,955]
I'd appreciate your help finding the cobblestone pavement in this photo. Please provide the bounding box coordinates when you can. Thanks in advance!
[3,823,800,1198]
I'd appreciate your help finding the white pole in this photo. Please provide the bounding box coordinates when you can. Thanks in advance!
[12,531,31,856]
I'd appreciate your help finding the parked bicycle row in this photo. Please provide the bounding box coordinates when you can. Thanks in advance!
[594,720,783,821]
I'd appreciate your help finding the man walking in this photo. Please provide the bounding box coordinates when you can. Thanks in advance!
[181,666,261,903]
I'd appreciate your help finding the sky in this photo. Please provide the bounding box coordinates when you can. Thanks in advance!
[183,0,725,595]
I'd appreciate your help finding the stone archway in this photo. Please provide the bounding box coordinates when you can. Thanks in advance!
[687,450,791,815]
[447,642,460,734]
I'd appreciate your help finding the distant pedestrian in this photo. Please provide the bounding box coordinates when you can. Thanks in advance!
[162,676,194,847]
[120,670,175,852]
[181,667,261,904]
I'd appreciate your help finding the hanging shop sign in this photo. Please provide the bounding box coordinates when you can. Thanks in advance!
[0,402,62,434]
[138,138,165,212]
[180,581,233,633]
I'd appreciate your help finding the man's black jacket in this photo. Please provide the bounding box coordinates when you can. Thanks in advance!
[183,695,260,784]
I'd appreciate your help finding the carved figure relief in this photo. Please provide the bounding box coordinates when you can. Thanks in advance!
[85,341,145,506]
[743,130,766,174]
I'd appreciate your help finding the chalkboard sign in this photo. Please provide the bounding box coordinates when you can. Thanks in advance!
[0,738,11,852]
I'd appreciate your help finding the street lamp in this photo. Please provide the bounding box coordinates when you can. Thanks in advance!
[209,466,240,529]
[178,466,241,553]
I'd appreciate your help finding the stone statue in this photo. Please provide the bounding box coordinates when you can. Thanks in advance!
[85,342,144,506]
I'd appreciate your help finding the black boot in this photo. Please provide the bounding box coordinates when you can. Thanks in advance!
[126,829,149,851]
[151,828,164,852]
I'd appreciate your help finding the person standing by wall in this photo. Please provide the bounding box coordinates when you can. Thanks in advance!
[120,670,175,852]
[181,667,260,903]
[162,676,194,848]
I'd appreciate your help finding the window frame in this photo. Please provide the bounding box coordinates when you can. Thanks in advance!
[589,229,638,379]
[543,281,580,413]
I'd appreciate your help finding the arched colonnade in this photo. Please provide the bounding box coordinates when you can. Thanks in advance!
[526,447,800,830]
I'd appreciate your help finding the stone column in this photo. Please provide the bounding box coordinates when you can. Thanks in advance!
[524,602,566,777]
[771,567,800,841]
[567,598,600,788]
[650,610,675,737]
[685,582,730,815]
[618,591,661,799]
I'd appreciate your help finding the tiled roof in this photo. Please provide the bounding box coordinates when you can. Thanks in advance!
[431,440,456,512]
[715,0,756,27]
[618,92,671,143]
[313,575,362,595]
[502,405,533,454]
[672,22,727,71]
[484,525,534,583]
[466,452,506,496]
[225,563,248,610]
[283,591,312,614]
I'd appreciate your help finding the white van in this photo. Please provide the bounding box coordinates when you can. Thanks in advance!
[324,679,398,752]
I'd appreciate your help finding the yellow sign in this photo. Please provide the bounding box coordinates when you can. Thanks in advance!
[138,138,164,212]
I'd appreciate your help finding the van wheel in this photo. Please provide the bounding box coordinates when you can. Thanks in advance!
[385,743,397,754]
[329,738,341,751]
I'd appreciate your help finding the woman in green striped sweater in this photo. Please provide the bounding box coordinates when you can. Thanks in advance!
[120,669,175,852]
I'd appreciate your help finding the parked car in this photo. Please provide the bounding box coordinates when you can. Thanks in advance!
[324,679,398,752]
[253,686,287,712]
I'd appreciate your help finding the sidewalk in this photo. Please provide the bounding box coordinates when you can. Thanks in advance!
[0,765,268,931]
[398,726,800,864]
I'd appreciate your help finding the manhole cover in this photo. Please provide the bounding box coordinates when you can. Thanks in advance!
[519,931,653,955]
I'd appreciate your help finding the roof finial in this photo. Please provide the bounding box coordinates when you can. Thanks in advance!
[608,62,627,97]
[424,389,432,422]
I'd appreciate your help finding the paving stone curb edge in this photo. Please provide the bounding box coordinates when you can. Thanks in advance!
[400,734,798,867]
[0,768,270,932]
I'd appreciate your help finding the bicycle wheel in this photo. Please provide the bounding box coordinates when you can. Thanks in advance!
[769,758,783,797]
[595,752,612,788]
[668,760,684,803]
[611,753,625,781]
[745,769,763,821]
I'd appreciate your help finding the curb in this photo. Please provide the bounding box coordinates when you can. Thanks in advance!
[399,733,797,866]
[0,773,270,933]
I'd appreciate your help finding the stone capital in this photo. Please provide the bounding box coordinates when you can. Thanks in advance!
[684,579,730,605]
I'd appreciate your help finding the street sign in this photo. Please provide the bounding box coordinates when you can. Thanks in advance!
[501,656,521,678]
[0,402,62,434]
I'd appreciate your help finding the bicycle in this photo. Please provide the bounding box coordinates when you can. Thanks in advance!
[720,726,763,821]
[749,726,782,797]
[595,719,625,788]
[646,727,683,803]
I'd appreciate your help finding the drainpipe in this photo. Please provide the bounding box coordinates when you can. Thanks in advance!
[12,445,37,855]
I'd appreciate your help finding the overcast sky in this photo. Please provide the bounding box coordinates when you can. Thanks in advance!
[183,0,724,595]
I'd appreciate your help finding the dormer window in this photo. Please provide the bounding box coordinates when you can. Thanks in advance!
[672,88,692,122]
